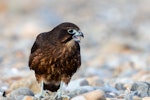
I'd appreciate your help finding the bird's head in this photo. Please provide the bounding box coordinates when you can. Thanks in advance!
[52,22,84,43]
[67,28,84,43]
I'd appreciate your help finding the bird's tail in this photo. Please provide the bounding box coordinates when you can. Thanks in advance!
[44,83,60,92]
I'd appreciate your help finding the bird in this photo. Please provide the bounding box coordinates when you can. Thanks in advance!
[28,22,84,99]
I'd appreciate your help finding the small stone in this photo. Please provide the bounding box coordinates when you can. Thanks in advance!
[0,96,8,100]
[62,96,70,100]
[8,87,34,100]
[9,74,40,94]
[71,96,86,100]
[80,79,89,86]
[106,98,118,100]
[133,96,141,100]
[22,96,34,100]
[66,78,90,92]
[106,92,116,98]
[131,81,149,97]
[124,83,132,90]
[115,83,125,90]
[83,90,106,100]
[142,97,150,100]
[71,90,106,100]
[67,86,95,98]
[86,76,104,86]
[9,87,34,97]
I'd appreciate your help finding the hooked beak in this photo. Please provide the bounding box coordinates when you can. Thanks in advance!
[72,31,84,42]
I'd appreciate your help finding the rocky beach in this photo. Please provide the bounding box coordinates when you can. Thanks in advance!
[0,0,150,100]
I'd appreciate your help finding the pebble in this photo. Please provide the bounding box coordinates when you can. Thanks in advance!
[106,98,118,100]
[8,87,34,100]
[22,96,34,100]
[0,96,8,100]
[66,78,89,92]
[86,76,104,86]
[66,86,95,98]
[131,81,150,97]
[71,96,86,100]
[133,96,142,100]
[71,90,106,100]
[142,97,150,100]
[8,74,40,94]
[115,83,125,90]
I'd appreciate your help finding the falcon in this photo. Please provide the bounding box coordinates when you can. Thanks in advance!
[28,22,84,99]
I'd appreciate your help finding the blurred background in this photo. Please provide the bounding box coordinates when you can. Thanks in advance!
[0,0,150,93]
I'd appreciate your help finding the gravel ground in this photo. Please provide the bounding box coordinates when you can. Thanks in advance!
[0,0,150,100]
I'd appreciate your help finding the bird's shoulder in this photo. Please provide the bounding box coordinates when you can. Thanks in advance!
[30,32,56,53]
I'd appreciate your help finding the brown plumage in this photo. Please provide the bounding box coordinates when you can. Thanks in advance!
[28,22,84,98]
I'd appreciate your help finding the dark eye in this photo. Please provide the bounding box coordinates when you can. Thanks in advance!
[68,29,74,34]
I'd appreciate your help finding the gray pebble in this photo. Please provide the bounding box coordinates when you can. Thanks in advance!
[115,83,126,90]
[131,81,150,97]
[9,87,34,100]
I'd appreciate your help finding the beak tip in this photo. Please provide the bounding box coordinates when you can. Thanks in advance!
[80,32,84,38]
[82,35,84,38]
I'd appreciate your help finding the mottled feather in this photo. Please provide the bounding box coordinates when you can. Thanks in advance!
[29,22,83,92]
